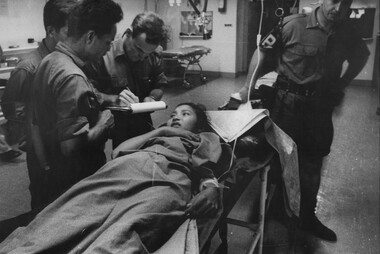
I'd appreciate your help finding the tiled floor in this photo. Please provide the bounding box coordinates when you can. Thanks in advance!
[0,74,379,253]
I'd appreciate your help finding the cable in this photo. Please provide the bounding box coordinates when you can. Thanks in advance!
[217,138,237,182]
[188,0,201,15]
[247,0,265,102]
[215,1,267,189]
[217,0,267,182]
[202,0,208,12]
[292,0,298,11]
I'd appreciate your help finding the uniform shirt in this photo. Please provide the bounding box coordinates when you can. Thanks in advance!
[30,41,106,202]
[269,7,369,85]
[84,37,168,146]
[87,37,168,101]
[1,40,50,122]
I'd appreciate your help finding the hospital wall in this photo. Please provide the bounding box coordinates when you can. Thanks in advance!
[0,0,45,47]
[157,0,238,77]
[0,0,378,82]
[0,0,238,77]
[0,0,153,48]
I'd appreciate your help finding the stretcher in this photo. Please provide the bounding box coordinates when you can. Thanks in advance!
[158,111,300,254]
[162,45,211,88]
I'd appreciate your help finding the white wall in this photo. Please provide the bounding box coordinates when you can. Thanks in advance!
[0,0,45,48]
[114,0,148,38]
[2,0,375,80]
[157,0,238,76]
[0,0,154,47]
[0,0,238,76]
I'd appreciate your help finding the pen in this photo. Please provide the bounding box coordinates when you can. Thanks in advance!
[121,86,139,104]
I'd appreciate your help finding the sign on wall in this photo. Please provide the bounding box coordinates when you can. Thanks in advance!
[180,11,213,38]
[347,8,376,40]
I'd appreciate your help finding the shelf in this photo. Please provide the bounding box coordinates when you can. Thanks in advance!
[3,44,38,55]
[180,35,203,39]
[0,67,14,74]
[0,44,38,77]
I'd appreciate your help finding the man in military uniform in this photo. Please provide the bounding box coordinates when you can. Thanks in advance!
[221,0,369,241]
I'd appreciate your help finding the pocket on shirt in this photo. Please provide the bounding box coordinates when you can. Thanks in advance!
[111,76,129,88]
[284,44,320,79]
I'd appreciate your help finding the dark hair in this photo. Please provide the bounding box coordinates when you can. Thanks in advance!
[43,0,77,32]
[67,0,123,40]
[176,102,210,133]
[130,12,169,45]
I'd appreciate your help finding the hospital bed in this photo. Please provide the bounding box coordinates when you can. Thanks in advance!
[0,108,298,254]
[156,109,300,254]
[162,46,211,88]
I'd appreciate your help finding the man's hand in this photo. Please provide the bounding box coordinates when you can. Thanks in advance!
[143,96,155,102]
[98,109,114,129]
[117,89,139,105]
[185,187,220,218]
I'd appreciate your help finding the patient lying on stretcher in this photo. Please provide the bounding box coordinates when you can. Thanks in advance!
[0,103,224,253]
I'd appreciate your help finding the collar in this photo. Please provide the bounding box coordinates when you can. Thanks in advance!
[55,41,86,68]
[306,7,320,29]
[307,6,337,35]
[38,39,52,57]
[112,37,126,59]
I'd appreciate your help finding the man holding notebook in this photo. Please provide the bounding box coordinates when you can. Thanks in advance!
[85,12,169,148]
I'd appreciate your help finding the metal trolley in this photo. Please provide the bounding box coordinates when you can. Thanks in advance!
[162,45,211,88]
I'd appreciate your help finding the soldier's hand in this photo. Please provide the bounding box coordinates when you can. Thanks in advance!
[98,109,114,129]
[118,89,139,105]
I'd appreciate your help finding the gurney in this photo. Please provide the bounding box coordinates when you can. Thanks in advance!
[162,46,211,88]
[0,110,299,254]
[156,109,300,254]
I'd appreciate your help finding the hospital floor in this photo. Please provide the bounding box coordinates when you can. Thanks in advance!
[0,74,379,254]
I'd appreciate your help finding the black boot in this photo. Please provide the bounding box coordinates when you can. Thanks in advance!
[300,215,337,242]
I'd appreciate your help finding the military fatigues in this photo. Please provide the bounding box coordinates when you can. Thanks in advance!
[265,8,369,219]
[85,37,168,148]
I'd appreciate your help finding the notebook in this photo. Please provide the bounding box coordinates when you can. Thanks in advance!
[207,108,269,143]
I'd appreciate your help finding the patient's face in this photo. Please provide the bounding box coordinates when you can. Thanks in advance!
[167,105,198,132]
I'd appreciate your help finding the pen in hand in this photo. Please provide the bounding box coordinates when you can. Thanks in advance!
[118,87,139,105]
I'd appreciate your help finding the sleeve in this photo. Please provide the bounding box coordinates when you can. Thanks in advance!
[7,68,32,102]
[83,60,112,93]
[53,75,95,142]
[149,51,168,89]
[259,19,284,51]
[346,31,370,64]
[1,68,31,120]
[256,19,286,74]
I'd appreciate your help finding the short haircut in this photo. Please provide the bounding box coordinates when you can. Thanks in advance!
[43,0,77,32]
[67,0,123,40]
[176,102,211,133]
[130,12,169,45]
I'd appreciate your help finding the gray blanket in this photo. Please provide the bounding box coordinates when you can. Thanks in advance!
[0,133,221,254]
